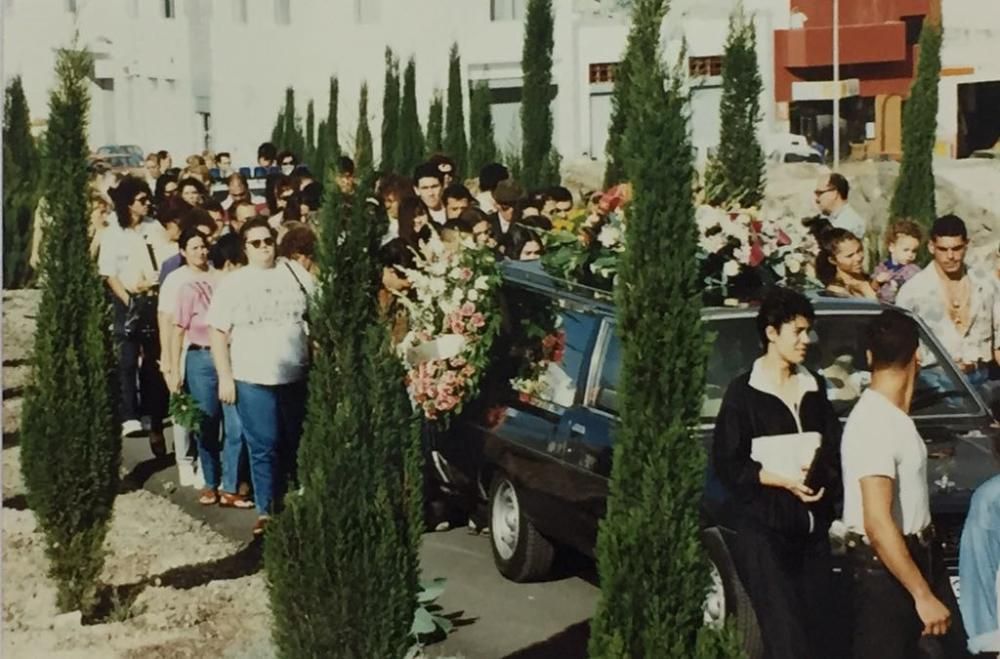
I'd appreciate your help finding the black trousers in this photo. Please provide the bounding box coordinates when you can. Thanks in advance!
[848,535,970,659]
[113,300,168,431]
[731,518,837,659]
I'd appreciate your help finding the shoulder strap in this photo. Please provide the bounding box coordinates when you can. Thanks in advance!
[284,260,308,299]
[145,241,158,270]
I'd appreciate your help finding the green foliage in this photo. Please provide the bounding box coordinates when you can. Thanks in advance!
[381,49,401,174]
[444,43,469,180]
[426,91,444,156]
[520,0,557,189]
[468,81,497,176]
[304,99,317,172]
[396,57,425,179]
[355,83,374,176]
[501,144,522,183]
[3,75,41,288]
[411,578,454,645]
[265,168,423,658]
[272,87,306,159]
[588,1,724,655]
[704,6,766,208]
[20,48,120,615]
[890,18,942,230]
[315,76,341,180]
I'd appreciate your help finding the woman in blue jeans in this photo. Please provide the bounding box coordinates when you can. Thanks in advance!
[206,218,314,536]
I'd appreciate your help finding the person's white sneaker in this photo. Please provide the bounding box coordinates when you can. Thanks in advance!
[122,419,144,438]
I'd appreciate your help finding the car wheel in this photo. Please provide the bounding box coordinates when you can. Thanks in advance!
[488,473,554,582]
[702,527,764,659]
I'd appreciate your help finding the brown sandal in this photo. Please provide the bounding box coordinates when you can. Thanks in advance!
[252,515,270,536]
[218,491,254,509]
[198,489,218,505]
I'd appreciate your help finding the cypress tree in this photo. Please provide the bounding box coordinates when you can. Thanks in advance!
[704,7,766,208]
[520,0,557,189]
[281,87,297,153]
[603,56,630,189]
[304,99,317,172]
[3,75,41,288]
[265,161,423,657]
[355,83,374,176]
[271,108,285,156]
[20,48,120,614]
[380,48,401,174]
[444,43,469,179]
[315,118,328,180]
[395,57,425,178]
[588,1,737,655]
[316,76,341,182]
[890,17,942,229]
[426,91,444,155]
[468,81,497,176]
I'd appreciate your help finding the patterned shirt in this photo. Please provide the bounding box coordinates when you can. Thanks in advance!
[896,265,998,365]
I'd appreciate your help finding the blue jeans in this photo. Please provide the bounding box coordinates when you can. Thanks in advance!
[960,474,1000,652]
[235,379,307,515]
[221,401,246,494]
[184,348,222,489]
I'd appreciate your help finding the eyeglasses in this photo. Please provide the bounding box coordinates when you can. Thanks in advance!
[247,237,275,249]
[814,187,835,197]
[134,196,151,204]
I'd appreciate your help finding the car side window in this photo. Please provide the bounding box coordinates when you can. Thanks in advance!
[528,309,598,408]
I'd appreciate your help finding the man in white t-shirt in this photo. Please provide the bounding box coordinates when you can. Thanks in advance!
[841,309,968,658]
[207,217,314,537]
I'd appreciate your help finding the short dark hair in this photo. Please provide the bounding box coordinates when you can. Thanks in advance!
[428,153,456,174]
[300,181,323,211]
[930,214,968,242]
[549,186,573,204]
[828,173,849,200]
[377,173,414,204]
[414,162,444,184]
[277,150,298,166]
[178,226,209,252]
[177,176,208,197]
[180,207,217,235]
[257,142,277,162]
[210,232,245,269]
[202,197,224,215]
[157,149,170,161]
[865,309,919,370]
[216,151,231,161]
[277,223,317,260]
[336,156,355,176]
[479,162,509,192]
[756,287,815,349]
[239,217,277,246]
[442,183,474,204]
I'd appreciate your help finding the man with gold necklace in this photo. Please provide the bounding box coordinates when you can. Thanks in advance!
[896,215,997,386]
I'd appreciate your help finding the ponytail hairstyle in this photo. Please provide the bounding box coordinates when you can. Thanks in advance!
[815,227,861,286]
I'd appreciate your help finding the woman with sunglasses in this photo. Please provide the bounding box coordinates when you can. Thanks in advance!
[99,175,171,454]
[206,218,314,535]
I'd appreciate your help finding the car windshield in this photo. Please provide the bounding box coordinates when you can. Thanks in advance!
[596,312,982,421]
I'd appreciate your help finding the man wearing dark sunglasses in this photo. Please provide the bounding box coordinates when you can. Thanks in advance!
[814,172,865,238]
[207,217,314,537]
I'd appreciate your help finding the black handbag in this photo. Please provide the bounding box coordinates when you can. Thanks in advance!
[123,242,159,340]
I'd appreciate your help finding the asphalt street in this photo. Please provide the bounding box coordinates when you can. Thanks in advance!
[120,428,600,659]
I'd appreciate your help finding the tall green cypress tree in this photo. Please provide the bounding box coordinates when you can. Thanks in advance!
[468,81,497,176]
[380,48,401,174]
[265,160,423,657]
[588,1,736,655]
[426,91,444,155]
[315,118,328,180]
[316,76,341,182]
[281,87,298,155]
[704,7,766,208]
[271,108,285,155]
[355,83,374,176]
[304,99,317,172]
[444,43,469,179]
[603,59,631,189]
[890,17,942,229]
[3,75,41,288]
[20,48,120,614]
[395,57,425,178]
[520,0,556,189]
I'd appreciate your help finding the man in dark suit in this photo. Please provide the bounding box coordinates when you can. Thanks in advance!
[488,179,522,258]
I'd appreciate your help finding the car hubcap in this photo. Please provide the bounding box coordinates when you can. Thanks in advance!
[703,562,726,628]
[491,480,519,561]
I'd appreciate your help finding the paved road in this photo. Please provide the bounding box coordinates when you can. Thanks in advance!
[121,429,600,659]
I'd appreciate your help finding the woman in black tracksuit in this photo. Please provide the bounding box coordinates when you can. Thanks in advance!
[712,287,843,659]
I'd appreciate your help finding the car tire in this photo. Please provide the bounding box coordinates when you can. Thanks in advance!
[702,527,764,659]
[488,473,554,582]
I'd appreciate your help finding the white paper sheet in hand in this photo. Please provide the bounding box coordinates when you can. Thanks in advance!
[750,431,822,482]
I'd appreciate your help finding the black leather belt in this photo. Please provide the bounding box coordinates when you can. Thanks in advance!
[188,344,209,351]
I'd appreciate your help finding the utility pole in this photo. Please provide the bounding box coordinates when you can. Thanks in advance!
[833,0,840,169]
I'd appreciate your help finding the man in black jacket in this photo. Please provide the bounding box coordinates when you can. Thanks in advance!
[712,287,843,659]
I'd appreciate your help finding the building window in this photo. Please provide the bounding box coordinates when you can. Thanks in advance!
[274,0,290,25]
[233,0,248,23]
[354,0,380,23]
[688,56,723,78]
[163,0,175,19]
[491,0,525,21]
[589,62,618,84]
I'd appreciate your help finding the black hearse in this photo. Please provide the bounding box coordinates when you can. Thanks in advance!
[430,260,1000,657]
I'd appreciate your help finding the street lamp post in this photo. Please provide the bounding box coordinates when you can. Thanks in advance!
[832,0,840,169]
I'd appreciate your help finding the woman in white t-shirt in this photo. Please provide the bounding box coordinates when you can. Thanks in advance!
[99,176,170,455]
[207,218,314,536]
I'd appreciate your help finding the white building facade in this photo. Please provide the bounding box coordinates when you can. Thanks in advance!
[3,0,787,170]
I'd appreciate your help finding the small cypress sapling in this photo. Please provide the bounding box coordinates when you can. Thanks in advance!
[3,75,41,288]
[355,83,375,175]
[444,43,469,179]
[426,91,444,155]
[381,48,401,173]
[20,47,120,614]
[890,17,942,230]
[395,56,425,177]
[468,81,497,176]
[519,0,556,189]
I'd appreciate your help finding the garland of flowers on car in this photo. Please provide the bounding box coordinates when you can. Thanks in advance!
[394,237,502,422]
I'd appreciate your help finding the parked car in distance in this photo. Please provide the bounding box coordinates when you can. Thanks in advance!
[765,133,824,164]
[96,144,144,158]
[432,261,1000,658]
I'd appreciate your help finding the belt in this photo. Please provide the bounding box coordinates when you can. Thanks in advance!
[845,524,935,550]
[187,344,210,351]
